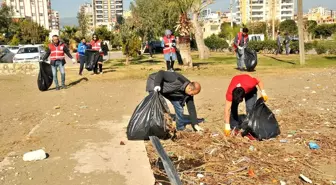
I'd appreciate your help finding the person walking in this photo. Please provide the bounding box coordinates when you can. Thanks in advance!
[224,74,268,132]
[42,35,75,90]
[233,28,249,71]
[90,34,104,74]
[146,70,203,132]
[284,32,291,55]
[161,30,177,72]
[77,38,88,75]
[276,31,282,55]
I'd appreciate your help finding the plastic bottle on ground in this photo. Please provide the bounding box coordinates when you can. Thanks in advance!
[23,149,47,161]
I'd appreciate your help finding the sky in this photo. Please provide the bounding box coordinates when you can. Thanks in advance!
[2,0,336,18]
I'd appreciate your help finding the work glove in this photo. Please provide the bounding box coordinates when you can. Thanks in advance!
[169,43,173,48]
[153,86,161,92]
[194,125,204,132]
[71,58,76,64]
[261,90,268,102]
[224,123,231,136]
[238,46,243,50]
[99,49,102,52]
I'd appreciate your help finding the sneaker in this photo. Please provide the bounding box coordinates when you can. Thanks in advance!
[169,69,175,72]
[61,85,67,89]
[55,86,60,91]
[79,73,82,76]
[194,125,204,132]
[100,71,103,74]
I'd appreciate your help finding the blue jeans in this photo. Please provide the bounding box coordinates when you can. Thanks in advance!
[171,101,191,130]
[230,88,257,129]
[51,60,65,87]
[79,55,85,74]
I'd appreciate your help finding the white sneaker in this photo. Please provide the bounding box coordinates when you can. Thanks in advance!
[194,125,204,132]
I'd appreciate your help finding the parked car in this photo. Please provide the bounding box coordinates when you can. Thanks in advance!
[0,47,15,63]
[7,46,20,54]
[13,45,45,63]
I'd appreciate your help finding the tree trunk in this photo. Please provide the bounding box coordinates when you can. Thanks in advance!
[125,55,130,65]
[192,12,210,60]
[177,36,193,68]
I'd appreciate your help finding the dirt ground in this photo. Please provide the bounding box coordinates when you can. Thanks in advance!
[0,63,335,185]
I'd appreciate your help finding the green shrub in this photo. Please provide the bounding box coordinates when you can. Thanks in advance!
[329,48,336,55]
[315,44,327,55]
[263,40,277,51]
[304,42,314,51]
[204,34,229,51]
[248,41,264,52]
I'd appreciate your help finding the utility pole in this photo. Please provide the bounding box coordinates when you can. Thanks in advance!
[297,0,305,65]
[230,0,233,27]
[272,0,275,40]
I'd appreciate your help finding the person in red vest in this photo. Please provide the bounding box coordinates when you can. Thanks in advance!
[89,34,104,74]
[42,35,75,90]
[161,29,177,72]
[233,28,249,71]
[224,74,268,133]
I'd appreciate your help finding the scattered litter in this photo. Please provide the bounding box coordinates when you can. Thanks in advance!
[248,168,255,177]
[287,135,293,138]
[29,177,32,180]
[56,112,60,116]
[197,173,204,179]
[308,142,320,150]
[80,106,88,109]
[23,149,47,161]
[280,139,288,143]
[331,180,336,184]
[280,180,286,185]
[209,148,218,155]
[249,146,256,151]
[211,133,219,137]
[53,106,60,109]
[233,156,251,164]
[120,141,125,145]
[311,91,316,94]
[15,172,19,176]
[0,177,4,180]
[275,109,281,114]
[74,113,77,116]
[304,87,310,89]
[299,174,312,184]
[302,99,307,102]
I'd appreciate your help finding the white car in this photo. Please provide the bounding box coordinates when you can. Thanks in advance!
[13,45,45,63]
[7,46,20,54]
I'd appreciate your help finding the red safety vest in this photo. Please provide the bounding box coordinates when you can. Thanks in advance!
[232,32,248,51]
[90,40,104,56]
[163,35,176,54]
[49,43,65,61]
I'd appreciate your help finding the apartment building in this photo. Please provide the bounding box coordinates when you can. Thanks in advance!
[80,2,94,30]
[236,0,294,24]
[92,0,123,31]
[50,10,60,30]
[308,7,336,24]
[5,0,52,30]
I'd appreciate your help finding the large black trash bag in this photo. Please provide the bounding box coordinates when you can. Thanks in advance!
[85,49,100,71]
[127,92,171,140]
[242,98,280,140]
[37,62,53,91]
[244,48,258,71]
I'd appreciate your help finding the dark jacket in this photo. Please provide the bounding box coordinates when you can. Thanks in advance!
[42,42,73,65]
[146,70,198,125]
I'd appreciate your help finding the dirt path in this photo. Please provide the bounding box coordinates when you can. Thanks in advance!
[0,67,335,184]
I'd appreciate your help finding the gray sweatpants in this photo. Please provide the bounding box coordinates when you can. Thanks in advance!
[236,48,245,69]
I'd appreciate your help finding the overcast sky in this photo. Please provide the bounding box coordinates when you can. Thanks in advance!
[2,0,336,18]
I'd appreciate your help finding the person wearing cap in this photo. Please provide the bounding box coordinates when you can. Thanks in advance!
[224,74,268,132]
[42,35,76,90]
[90,34,104,74]
[161,30,177,72]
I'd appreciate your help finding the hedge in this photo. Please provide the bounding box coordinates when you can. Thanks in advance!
[204,34,229,51]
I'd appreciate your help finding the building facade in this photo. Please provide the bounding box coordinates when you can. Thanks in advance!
[5,0,52,30]
[92,0,123,31]
[50,10,60,30]
[308,7,336,24]
[80,2,94,31]
[236,0,294,24]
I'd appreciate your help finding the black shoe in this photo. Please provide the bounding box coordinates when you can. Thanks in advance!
[61,85,67,89]
[55,86,60,91]
[79,73,82,76]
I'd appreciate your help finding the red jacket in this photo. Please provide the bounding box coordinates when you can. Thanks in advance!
[233,32,248,51]
[49,43,65,61]
[90,40,104,56]
[163,35,176,54]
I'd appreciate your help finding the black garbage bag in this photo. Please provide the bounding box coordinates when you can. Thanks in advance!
[37,62,53,91]
[244,48,258,71]
[127,92,171,140]
[85,49,100,71]
[242,98,280,140]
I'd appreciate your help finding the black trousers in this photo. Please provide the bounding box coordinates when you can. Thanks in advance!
[79,55,85,74]
[230,87,257,129]
[93,55,103,73]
